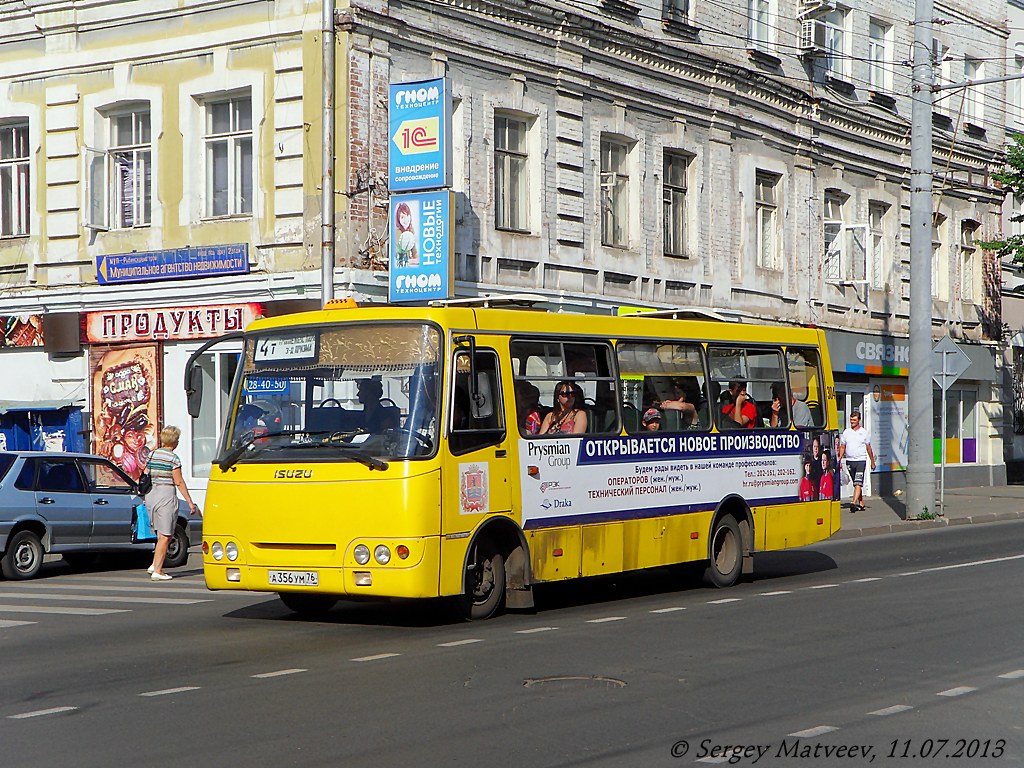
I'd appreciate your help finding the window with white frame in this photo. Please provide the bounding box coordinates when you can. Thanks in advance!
[664,0,689,23]
[1014,56,1024,126]
[959,220,978,303]
[933,40,953,116]
[494,114,529,231]
[755,170,781,270]
[601,136,631,248]
[823,192,846,281]
[205,95,252,217]
[868,20,892,93]
[868,201,889,290]
[663,151,689,257]
[110,109,151,228]
[822,7,849,80]
[0,122,30,237]
[964,57,983,126]
[1012,194,1024,238]
[747,0,772,52]
[932,213,946,299]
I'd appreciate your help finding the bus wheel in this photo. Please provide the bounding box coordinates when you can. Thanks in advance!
[460,540,505,621]
[278,593,337,616]
[706,515,742,588]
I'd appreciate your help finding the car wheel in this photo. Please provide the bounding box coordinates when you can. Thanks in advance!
[163,524,190,569]
[2,530,44,580]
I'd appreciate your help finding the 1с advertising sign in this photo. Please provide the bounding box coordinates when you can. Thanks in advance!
[388,78,452,192]
[388,190,454,303]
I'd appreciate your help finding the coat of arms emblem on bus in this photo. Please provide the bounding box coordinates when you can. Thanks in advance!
[459,463,489,514]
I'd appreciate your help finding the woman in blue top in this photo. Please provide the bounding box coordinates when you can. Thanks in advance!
[147,426,200,581]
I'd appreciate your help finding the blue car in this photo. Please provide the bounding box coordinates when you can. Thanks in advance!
[0,451,202,580]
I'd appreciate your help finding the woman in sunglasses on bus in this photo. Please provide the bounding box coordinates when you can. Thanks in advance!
[541,381,588,435]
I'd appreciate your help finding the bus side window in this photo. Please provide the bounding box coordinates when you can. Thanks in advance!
[450,350,506,455]
[786,347,826,428]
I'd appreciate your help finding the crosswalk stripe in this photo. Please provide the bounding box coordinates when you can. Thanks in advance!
[0,604,128,615]
[0,619,37,627]
[0,592,208,605]
[11,583,212,595]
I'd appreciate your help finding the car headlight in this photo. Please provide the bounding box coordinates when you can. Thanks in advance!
[353,544,370,565]
[225,542,239,562]
[211,542,224,561]
[374,545,391,565]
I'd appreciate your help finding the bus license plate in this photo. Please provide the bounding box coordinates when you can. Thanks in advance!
[268,570,319,586]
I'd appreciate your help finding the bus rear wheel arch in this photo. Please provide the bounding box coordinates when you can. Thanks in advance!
[705,513,744,588]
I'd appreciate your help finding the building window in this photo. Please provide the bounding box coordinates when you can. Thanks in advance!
[868,20,892,93]
[964,58,983,126]
[205,95,252,217]
[0,122,30,237]
[755,170,781,270]
[601,136,630,248]
[664,0,689,23]
[822,8,848,80]
[663,152,689,257]
[494,115,529,232]
[823,192,846,281]
[747,0,772,52]
[868,201,888,290]
[1013,56,1024,126]
[933,40,953,117]
[110,110,151,228]
[960,220,978,303]
[932,387,977,464]
[932,213,946,299]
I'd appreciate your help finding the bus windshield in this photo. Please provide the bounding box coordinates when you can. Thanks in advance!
[225,322,441,463]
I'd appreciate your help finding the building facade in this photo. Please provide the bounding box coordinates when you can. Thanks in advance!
[0,0,1010,498]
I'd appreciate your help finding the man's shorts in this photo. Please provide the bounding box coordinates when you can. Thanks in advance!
[847,460,867,487]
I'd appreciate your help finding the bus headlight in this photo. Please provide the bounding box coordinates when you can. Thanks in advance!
[353,544,370,565]
[211,542,224,561]
[225,542,239,562]
[374,545,391,565]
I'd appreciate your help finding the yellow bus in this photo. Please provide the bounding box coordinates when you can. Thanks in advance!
[186,299,839,619]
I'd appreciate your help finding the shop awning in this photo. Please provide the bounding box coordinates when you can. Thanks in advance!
[0,400,80,415]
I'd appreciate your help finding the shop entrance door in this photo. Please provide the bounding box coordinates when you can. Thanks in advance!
[836,388,871,500]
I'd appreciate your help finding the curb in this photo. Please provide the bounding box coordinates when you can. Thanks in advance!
[833,508,1024,540]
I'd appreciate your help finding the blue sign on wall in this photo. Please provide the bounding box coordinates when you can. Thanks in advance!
[388,191,454,303]
[388,78,452,192]
[96,244,249,285]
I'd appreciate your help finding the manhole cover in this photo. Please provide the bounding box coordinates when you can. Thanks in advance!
[523,675,626,690]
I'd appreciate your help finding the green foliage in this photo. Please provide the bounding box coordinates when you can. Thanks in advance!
[979,133,1024,265]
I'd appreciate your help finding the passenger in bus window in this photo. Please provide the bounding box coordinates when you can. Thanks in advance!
[657,379,697,428]
[722,380,757,429]
[769,383,788,428]
[514,381,543,436]
[642,408,661,431]
[356,379,399,432]
[541,381,588,434]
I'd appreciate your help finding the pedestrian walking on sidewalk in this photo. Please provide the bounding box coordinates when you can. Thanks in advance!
[146,426,201,580]
[839,411,875,512]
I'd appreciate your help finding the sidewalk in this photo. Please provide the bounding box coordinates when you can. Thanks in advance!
[833,484,1024,539]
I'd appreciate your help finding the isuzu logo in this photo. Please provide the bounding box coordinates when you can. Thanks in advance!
[274,469,313,479]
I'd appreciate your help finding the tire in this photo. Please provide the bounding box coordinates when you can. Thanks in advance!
[705,515,743,588]
[2,530,44,580]
[163,524,190,569]
[278,592,337,616]
[458,539,505,621]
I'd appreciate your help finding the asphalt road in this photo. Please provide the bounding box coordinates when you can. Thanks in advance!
[1,521,1022,768]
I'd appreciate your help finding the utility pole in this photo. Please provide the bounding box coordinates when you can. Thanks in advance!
[907,0,935,518]
[321,0,336,306]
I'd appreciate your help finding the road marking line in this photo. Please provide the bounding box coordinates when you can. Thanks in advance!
[351,653,400,662]
[438,639,484,647]
[0,604,128,616]
[0,592,208,605]
[916,553,1024,574]
[650,607,686,613]
[140,686,201,697]
[16,583,212,595]
[252,669,307,678]
[586,616,627,623]
[868,705,914,716]
[937,686,976,697]
[8,706,77,719]
[897,571,923,576]
[515,626,558,634]
[697,757,731,764]
[708,598,741,604]
[998,670,1024,679]
[849,577,883,583]
[789,726,838,738]
[759,591,791,596]
[809,584,838,589]
[0,619,36,627]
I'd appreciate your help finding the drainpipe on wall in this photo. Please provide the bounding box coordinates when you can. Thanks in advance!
[321,0,336,306]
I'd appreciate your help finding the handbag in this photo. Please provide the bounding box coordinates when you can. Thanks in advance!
[137,454,153,496]
[132,503,157,543]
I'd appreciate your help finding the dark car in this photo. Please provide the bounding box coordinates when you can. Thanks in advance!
[0,451,202,580]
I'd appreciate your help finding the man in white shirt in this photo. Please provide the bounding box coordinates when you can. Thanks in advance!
[838,410,875,512]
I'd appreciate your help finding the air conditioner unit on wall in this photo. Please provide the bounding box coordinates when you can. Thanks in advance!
[800,19,828,55]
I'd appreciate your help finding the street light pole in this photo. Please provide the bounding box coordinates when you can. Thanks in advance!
[321,0,336,306]
[907,0,935,518]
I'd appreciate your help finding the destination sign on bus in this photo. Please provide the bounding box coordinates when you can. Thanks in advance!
[254,333,317,363]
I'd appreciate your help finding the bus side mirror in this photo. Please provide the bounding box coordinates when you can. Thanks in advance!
[186,366,204,419]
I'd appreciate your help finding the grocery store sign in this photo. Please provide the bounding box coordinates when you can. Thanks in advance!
[84,303,262,343]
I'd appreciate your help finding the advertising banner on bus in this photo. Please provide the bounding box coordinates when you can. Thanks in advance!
[519,431,834,528]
